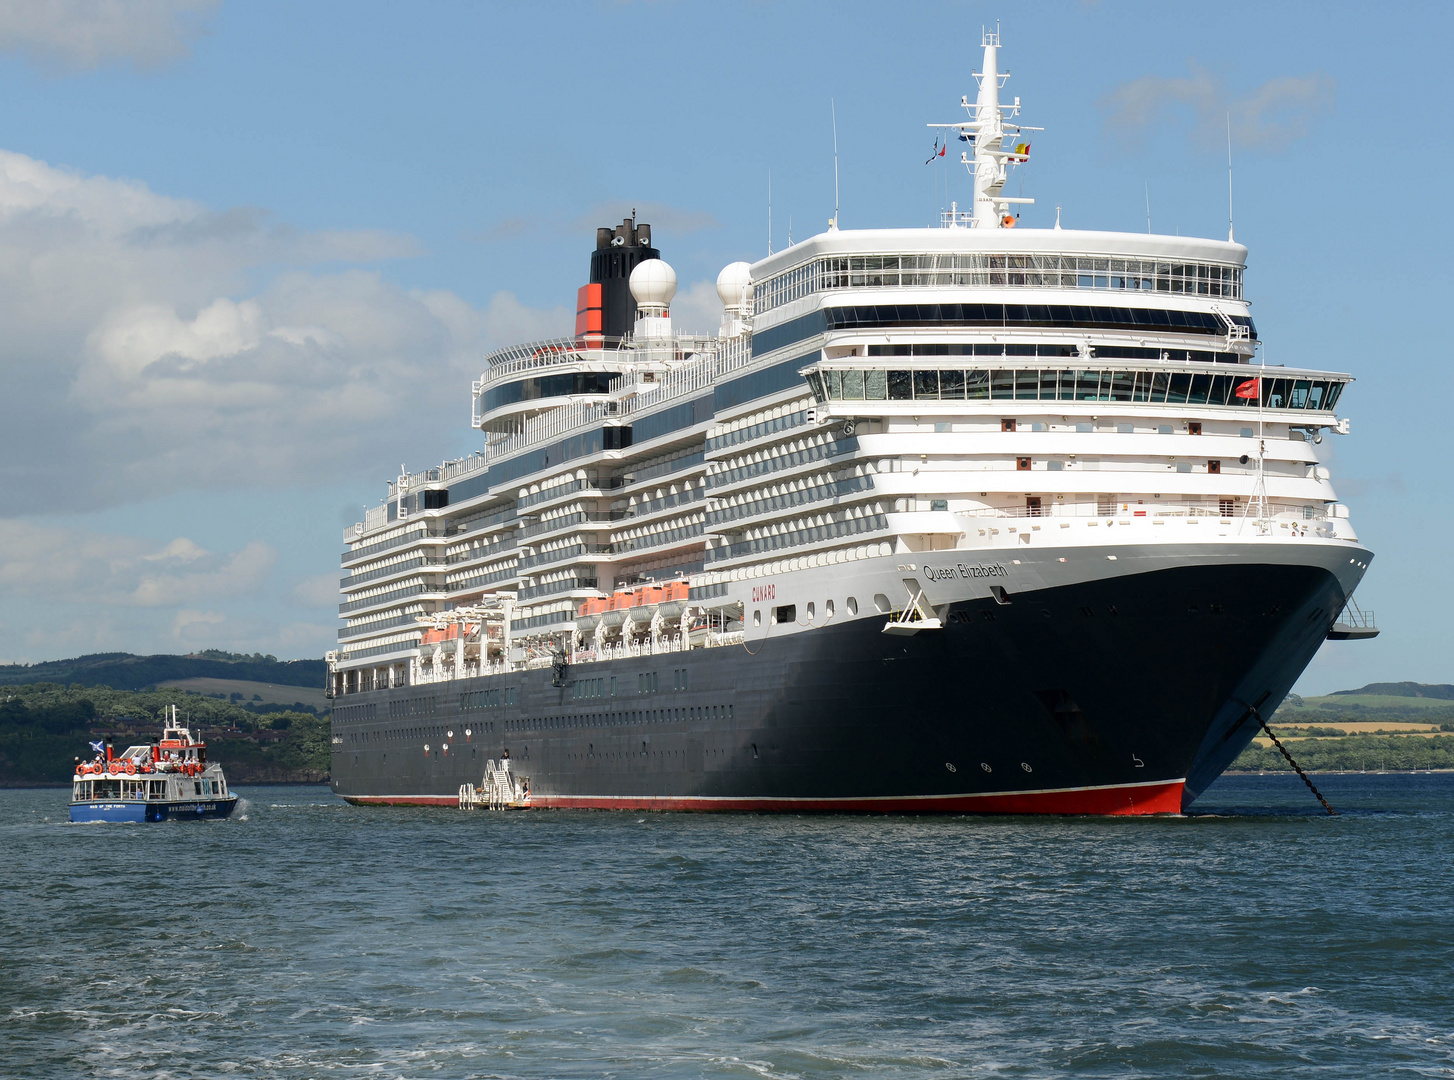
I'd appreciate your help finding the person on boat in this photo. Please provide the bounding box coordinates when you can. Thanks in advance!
[501,748,510,761]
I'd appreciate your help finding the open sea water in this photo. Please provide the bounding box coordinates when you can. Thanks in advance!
[2,773,1452,1079]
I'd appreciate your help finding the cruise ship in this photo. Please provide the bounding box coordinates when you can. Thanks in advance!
[326,33,1374,814]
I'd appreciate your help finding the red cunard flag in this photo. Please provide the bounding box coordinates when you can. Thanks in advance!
[1235,377,1260,399]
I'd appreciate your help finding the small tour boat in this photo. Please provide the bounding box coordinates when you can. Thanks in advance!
[69,706,239,823]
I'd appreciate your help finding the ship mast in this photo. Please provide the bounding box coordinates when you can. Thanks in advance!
[930,27,1041,229]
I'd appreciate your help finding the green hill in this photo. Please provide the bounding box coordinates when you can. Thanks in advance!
[0,650,324,692]
[1328,682,1454,700]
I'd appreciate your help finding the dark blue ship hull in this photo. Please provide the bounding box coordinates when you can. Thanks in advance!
[69,797,239,823]
[330,560,1353,814]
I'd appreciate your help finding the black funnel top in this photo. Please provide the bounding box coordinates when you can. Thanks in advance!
[589,217,658,341]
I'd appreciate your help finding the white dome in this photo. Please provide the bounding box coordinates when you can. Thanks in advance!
[716,261,753,308]
[629,259,677,306]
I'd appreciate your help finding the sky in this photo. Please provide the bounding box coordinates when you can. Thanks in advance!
[0,0,1449,695]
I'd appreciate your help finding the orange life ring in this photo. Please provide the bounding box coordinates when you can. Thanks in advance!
[125,761,137,775]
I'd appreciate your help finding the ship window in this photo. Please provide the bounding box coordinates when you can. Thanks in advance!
[873,593,891,614]
[1075,370,1102,401]
[931,499,948,511]
[824,370,843,399]
[1016,370,1039,400]
[1166,373,1191,404]
[847,596,858,615]
[194,782,202,795]
[753,610,761,628]
[806,601,816,619]
[991,370,1015,399]
[1039,370,1059,399]
[939,369,965,399]
[1110,372,1135,402]
[841,369,865,399]
[887,370,912,400]
[1290,380,1311,409]
[864,369,887,399]
[826,599,835,617]
[913,370,939,399]
[773,604,796,624]
[1186,374,1211,405]
[975,343,1004,356]
[965,370,990,400]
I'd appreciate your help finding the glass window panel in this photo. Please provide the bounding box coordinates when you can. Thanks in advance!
[825,370,842,400]
[965,370,990,400]
[913,370,940,400]
[1110,371,1135,401]
[1166,372,1191,404]
[1055,370,1075,400]
[1149,371,1170,403]
[1307,381,1327,410]
[939,369,965,399]
[1016,370,1039,399]
[1040,369,1059,399]
[1075,370,1102,401]
[1265,378,1290,409]
[991,370,1015,399]
[1289,379,1311,409]
[841,369,865,399]
[1208,374,1233,406]
[1132,371,1153,402]
[1325,381,1343,410]
[974,343,1004,356]
[1186,373,1211,405]
[887,370,913,400]
[865,369,887,400]
[806,372,824,400]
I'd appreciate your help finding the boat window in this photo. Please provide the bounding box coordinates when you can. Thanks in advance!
[194,782,203,796]
[841,369,865,399]
[864,369,887,400]
[826,599,835,617]
[887,370,912,400]
[965,370,990,400]
[990,370,1015,400]
[873,593,891,614]
[939,369,965,399]
[846,596,858,615]
[913,370,939,399]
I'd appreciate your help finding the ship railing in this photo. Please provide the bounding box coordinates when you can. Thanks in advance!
[476,338,628,385]
[961,501,1330,522]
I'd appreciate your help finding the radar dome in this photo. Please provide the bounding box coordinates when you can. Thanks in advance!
[629,259,677,307]
[716,262,753,309]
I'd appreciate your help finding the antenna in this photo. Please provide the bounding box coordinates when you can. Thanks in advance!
[830,98,840,229]
[767,169,772,255]
[1145,181,1151,233]
[1226,111,1235,242]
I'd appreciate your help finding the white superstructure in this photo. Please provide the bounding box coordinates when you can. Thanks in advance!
[327,32,1369,703]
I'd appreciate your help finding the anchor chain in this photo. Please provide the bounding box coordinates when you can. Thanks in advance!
[1254,708,1337,816]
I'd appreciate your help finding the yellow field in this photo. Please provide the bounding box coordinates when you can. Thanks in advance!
[155,677,328,711]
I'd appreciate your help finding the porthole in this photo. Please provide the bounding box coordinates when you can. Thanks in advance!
[826,599,835,618]
[806,601,816,619]
[846,596,858,615]
[873,593,891,614]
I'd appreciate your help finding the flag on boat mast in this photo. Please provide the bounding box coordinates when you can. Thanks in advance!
[925,136,945,164]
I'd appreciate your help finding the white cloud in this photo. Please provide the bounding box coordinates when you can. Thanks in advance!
[0,520,275,607]
[291,573,342,608]
[670,279,724,337]
[0,0,218,70]
[1099,64,1334,151]
[0,148,566,513]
